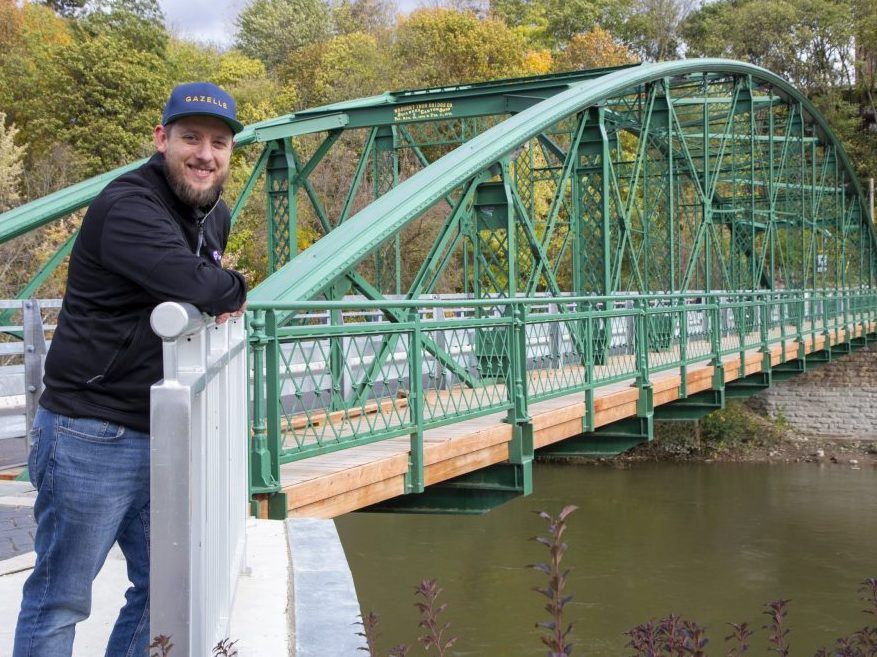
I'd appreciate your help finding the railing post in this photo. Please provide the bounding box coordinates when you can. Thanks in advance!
[583,309,595,432]
[678,299,688,398]
[249,310,284,517]
[710,300,725,390]
[794,291,806,360]
[150,302,206,657]
[22,299,47,449]
[407,309,424,493]
[633,299,653,426]
[759,292,771,372]
[548,302,561,368]
[434,306,449,390]
[507,302,532,492]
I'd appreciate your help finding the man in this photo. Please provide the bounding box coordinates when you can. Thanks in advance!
[14,82,248,657]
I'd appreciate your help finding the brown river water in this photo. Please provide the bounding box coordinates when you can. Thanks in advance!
[336,461,877,656]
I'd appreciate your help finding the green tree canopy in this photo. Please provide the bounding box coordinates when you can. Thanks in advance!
[393,8,531,87]
[618,0,694,61]
[283,32,391,107]
[77,0,168,55]
[682,0,857,91]
[235,0,332,70]
[332,0,397,35]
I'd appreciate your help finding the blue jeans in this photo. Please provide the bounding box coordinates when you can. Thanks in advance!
[14,406,151,657]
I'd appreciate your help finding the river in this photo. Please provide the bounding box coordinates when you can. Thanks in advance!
[335,462,877,656]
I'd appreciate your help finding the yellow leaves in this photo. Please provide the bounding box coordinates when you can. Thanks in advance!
[553,26,637,73]
[217,51,268,88]
[394,8,531,87]
[0,112,25,213]
[523,49,553,75]
[21,2,72,49]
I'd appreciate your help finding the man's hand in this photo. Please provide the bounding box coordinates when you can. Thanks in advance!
[215,300,247,326]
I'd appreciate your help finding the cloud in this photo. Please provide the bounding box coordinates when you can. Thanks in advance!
[159,0,249,46]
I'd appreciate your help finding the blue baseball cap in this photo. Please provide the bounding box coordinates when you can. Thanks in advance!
[161,82,244,135]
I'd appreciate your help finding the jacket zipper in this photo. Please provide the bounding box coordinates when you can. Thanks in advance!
[195,216,206,256]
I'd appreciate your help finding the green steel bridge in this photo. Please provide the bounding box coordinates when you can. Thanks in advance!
[3,59,876,518]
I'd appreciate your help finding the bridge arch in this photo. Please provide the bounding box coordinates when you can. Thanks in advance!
[249,58,876,305]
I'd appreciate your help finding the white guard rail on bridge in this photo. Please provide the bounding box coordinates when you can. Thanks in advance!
[149,302,248,656]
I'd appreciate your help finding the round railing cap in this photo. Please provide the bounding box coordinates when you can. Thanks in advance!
[150,301,203,339]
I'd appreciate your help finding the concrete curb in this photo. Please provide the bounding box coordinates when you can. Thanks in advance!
[288,518,368,657]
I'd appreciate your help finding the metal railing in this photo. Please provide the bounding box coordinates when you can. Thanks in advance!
[0,299,60,469]
[149,302,249,656]
[246,288,877,490]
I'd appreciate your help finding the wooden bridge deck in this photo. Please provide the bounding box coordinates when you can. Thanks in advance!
[273,323,873,518]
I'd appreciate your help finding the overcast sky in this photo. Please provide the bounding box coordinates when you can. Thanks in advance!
[159,0,421,47]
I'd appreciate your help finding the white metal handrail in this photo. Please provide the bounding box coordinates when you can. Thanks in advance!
[149,302,248,656]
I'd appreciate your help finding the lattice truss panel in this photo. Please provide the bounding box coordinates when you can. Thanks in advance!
[260,70,873,306]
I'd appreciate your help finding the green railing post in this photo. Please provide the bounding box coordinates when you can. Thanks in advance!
[634,299,654,423]
[583,310,596,432]
[794,291,806,360]
[710,301,725,390]
[737,293,747,376]
[678,301,688,398]
[821,288,831,344]
[249,310,285,517]
[759,292,771,372]
[406,309,425,494]
[507,302,533,494]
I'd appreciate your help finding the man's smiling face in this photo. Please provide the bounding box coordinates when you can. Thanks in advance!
[154,115,233,208]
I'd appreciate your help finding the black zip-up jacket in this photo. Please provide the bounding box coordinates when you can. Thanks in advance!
[40,152,247,432]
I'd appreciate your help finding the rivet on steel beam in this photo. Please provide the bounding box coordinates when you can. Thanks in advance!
[26,345,35,352]
[28,385,36,393]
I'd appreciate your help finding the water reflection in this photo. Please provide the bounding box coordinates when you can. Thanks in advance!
[336,463,877,656]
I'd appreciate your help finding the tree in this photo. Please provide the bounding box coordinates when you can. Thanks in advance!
[619,0,695,61]
[0,112,25,212]
[681,0,857,91]
[542,0,630,46]
[0,3,72,151]
[0,0,24,54]
[235,0,332,71]
[284,32,391,107]
[393,8,531,87]
[36,31,169,174]
[165,38,222,85]
[553,27,636,72]
[332,0,397,35]
[77,0,168,55]
[40,0,87,16]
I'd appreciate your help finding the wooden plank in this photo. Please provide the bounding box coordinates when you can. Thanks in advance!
[594,386,638,411]
[283,453,409,509]
[654,386,680,406]
[535,417,584,448]
[594,400,637,427]
[423,424,512,462]
[424,443,509,486]
[288,475,407,518]
[531,402,585,431]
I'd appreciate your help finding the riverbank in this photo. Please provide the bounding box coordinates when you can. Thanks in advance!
[576,400,877,466]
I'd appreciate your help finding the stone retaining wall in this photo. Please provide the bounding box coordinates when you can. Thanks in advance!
[749,344,877,438]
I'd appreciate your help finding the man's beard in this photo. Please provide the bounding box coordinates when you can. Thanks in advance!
[163,157,228,208]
